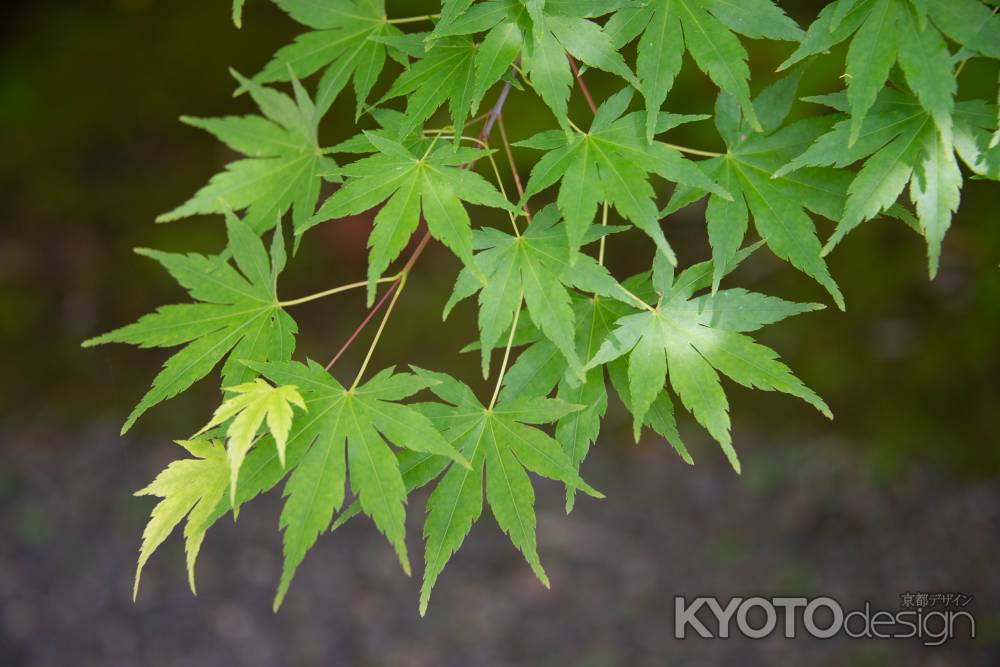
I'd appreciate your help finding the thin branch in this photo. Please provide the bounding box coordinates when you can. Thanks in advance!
[482,147,523,237]
[498,113,530,222]
[400,231,432,275]
[480,79,513,141]
[325,280,401,370]
[567,54,598,115]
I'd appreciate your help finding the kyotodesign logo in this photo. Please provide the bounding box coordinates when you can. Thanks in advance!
[673,594,975,646]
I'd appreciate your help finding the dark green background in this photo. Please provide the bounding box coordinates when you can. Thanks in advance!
[1,1,998,665]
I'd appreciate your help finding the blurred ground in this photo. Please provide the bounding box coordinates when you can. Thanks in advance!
[3,421,999,666]
[1,1,999,665]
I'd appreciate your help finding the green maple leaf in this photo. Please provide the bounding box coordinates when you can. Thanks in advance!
[522,13,640,130]
[497,287,691,512]
[83,214,297,433]
[606,0,804,140]
[517,87,728,259]
[194,378,306,506]
[777,88,999,276]
[444,205,627,379]
[779,0,1000,146]
[255,0,402,117]
[133,438,229,599]
[250,360,470,609]
[304,134,514,303]
[430,1,639,129]
[407,366,602,615]
[158,71,335,234]
[665,72,849,308]
[494,245,763,509]
[586,250,830,473]
[378,36,480,139]
[431,0,636,41]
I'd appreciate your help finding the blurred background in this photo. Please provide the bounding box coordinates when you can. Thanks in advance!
[2,1,999,665]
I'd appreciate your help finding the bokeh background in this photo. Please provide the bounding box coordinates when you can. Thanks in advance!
[2,1,999,665]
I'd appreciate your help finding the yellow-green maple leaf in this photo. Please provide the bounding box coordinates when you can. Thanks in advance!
[133,439,229,599]
[195,378,306,505]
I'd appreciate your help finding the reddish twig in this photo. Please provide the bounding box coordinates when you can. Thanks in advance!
[497,113,530,221]
[567,55,598,115]
[325,279,400,370]
[324,80,516,371]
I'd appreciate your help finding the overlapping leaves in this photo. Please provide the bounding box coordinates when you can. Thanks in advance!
[407,367,602,615]
[586,250,831,473]
[254,0,402,116]
[606,0,803,139]
[517,88,727,259]
[495,274,692,512]
[194,378,306,505]
[84,214,297,432]
[444,205,626,378]
[666,72,850,307]
[431,0,639,129]
[251,360,469,609]
[133,438,229,599]
[777,88,1000,276]
[304,133,515,301]
[781,0,1000,145]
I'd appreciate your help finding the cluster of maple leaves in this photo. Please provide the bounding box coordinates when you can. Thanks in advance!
[86,0,1000,612]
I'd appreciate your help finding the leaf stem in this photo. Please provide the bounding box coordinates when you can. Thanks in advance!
[386,14,439,25]
[350,273,408,391]
[475,137,521,236]
[424,133,487,149]
[325,280,399,370]
[489,290,523,409]
[622,287,656,313]
[660,142,722,158]
[278,276,397,307]
[597,201,609,266]
[421,112,492,138]
[421,132,442,160]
